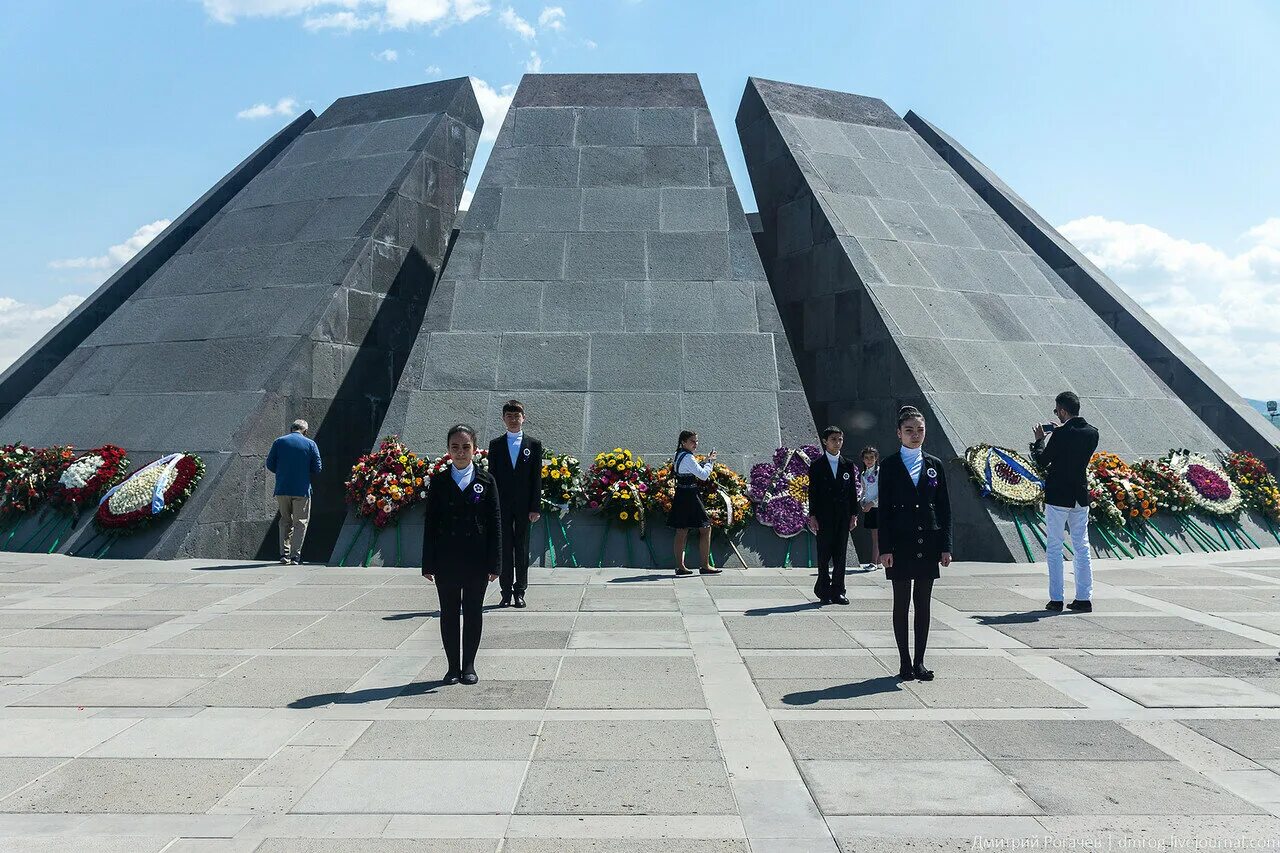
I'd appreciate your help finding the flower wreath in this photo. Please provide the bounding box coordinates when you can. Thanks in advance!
[0,444,74,518]
[50,445,129,515]
[540,450,584,515]
[1131,458,1195,515]
[96,452,205,532]
[1161,449,1242,517]
[1086,468,1127,529]
[345,436,432,529]
[1220,450,1280,523]
[650,455,754,534]
[749,445,821,538]
[1089,451,1155,524]
[962,444,1044,508]
[583,448,651,529]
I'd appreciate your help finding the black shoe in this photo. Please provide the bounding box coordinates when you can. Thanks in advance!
[832,594,850,605]
[460,669,478,685]
[913,663,935,681]
[443,669,461,685]
[700,567,722,575]
[898,665,916,681]
[498,595,511,608]
[675,567,694,576]
[1046,600,1064,611]
[514,594,526,609]
[1067,599,1093,612]
[817,597,831,605]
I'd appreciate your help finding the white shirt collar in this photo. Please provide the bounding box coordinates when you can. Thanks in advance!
[900,445,922,460]
[825,451,840,462]
[451,463,475,487]
[507,431,523,440]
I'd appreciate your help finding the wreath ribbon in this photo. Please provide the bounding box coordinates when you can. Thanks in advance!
[98,452,183,515]
[982,447,1042,498]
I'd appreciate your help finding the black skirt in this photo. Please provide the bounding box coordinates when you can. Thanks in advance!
[863,507,879,530]
[667,487,710,529]
[885,530,942,581]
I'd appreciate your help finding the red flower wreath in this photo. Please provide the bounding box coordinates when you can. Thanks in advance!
[96,453,205,532]
[50,445,129,515]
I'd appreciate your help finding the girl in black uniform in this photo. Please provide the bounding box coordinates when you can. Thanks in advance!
[422,424,501,685]
[878,406,952,681]
[668,430,722,576]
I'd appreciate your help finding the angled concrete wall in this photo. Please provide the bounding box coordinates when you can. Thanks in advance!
[0,78,481,561]
[737,78,1242,561]
[0,112,315,421]
[335,73,817,568]
[905,112,1280,472]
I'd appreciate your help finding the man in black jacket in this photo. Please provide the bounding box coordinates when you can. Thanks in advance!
[1031,391,1100,612]
[488,400,542,608]
[807,426,861,605]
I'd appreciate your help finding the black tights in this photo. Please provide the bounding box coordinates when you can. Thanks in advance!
[891,577,934,668]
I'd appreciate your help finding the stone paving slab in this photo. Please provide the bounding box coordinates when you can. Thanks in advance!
[4,551,1280,849]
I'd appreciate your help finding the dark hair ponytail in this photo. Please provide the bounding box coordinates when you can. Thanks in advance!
[447,423,478,443]
[896,405,924,427]
[677,430,697,451]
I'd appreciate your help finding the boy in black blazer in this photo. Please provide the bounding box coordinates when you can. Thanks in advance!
[423,424,501,685]
[1031,391,1100,612]
[488,400,543,608]
[879,406,952,681]
[806,426,861,605]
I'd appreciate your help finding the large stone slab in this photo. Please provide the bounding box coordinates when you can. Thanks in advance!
[0,79,481,564]
[736,77,1261,561]
[338,73,816,568]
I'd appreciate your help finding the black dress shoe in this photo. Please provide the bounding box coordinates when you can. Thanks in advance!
[514,594,527,609]
[1067,599,1093,612]
[700,567,722,575]
[498,595,511,608]
[898,665,916,681]
[832,594,850,605]
[443,670,461,685]
[913,663,935,681]
[460,669,478,685]
[1045,600,1064,611]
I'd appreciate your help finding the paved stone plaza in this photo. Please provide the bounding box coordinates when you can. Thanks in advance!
[2,549,1280,851]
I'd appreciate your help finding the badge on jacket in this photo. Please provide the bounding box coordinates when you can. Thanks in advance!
[472,483,484,493]
[842,472,850,480]
[523,447,531,458]
[926,467,937,479]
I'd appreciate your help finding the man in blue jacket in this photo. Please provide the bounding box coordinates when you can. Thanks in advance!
[265,419,322,564]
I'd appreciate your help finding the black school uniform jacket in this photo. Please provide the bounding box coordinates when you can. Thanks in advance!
[488,435,543,516]
[807,455,862,525]
[877,451,953,556]
[1030,417,1099,508]
[421,467,501,578]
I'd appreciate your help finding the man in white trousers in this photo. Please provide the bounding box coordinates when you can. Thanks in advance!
[1031,391,1100,612]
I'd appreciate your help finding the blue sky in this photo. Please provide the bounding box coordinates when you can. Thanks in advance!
[1,0,1277,397]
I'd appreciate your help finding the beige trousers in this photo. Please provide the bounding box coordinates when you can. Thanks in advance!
[277,496,311,561]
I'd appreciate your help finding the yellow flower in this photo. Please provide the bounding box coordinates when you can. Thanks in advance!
[398,455,407,464]
[551,470,561,479]
[619,511,629,520]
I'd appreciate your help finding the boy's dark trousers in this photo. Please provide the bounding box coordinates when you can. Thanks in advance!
[500,511,530,596]
[814,520,850,600]
[435,572,488,672]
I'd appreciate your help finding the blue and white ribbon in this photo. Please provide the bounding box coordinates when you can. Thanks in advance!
[981,447,1042,498]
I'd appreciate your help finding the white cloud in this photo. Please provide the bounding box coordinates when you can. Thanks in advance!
[0,295,86,373]
[236,97,300,120]
[499,6,535,38]
[303,10,377,30]
[537,5,564,30]
[1059,214,1280,398]
[205,0,491,30]
[525,50,542,72]
[470,77,515,142]
[584,38,597,49]
[424,63,442,75]
[373,48,399,61]
[49,220,171,273]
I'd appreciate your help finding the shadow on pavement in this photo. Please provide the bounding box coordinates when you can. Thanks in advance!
[781,675,903,706]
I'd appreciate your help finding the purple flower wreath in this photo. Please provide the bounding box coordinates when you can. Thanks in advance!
[749,444,821,538]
